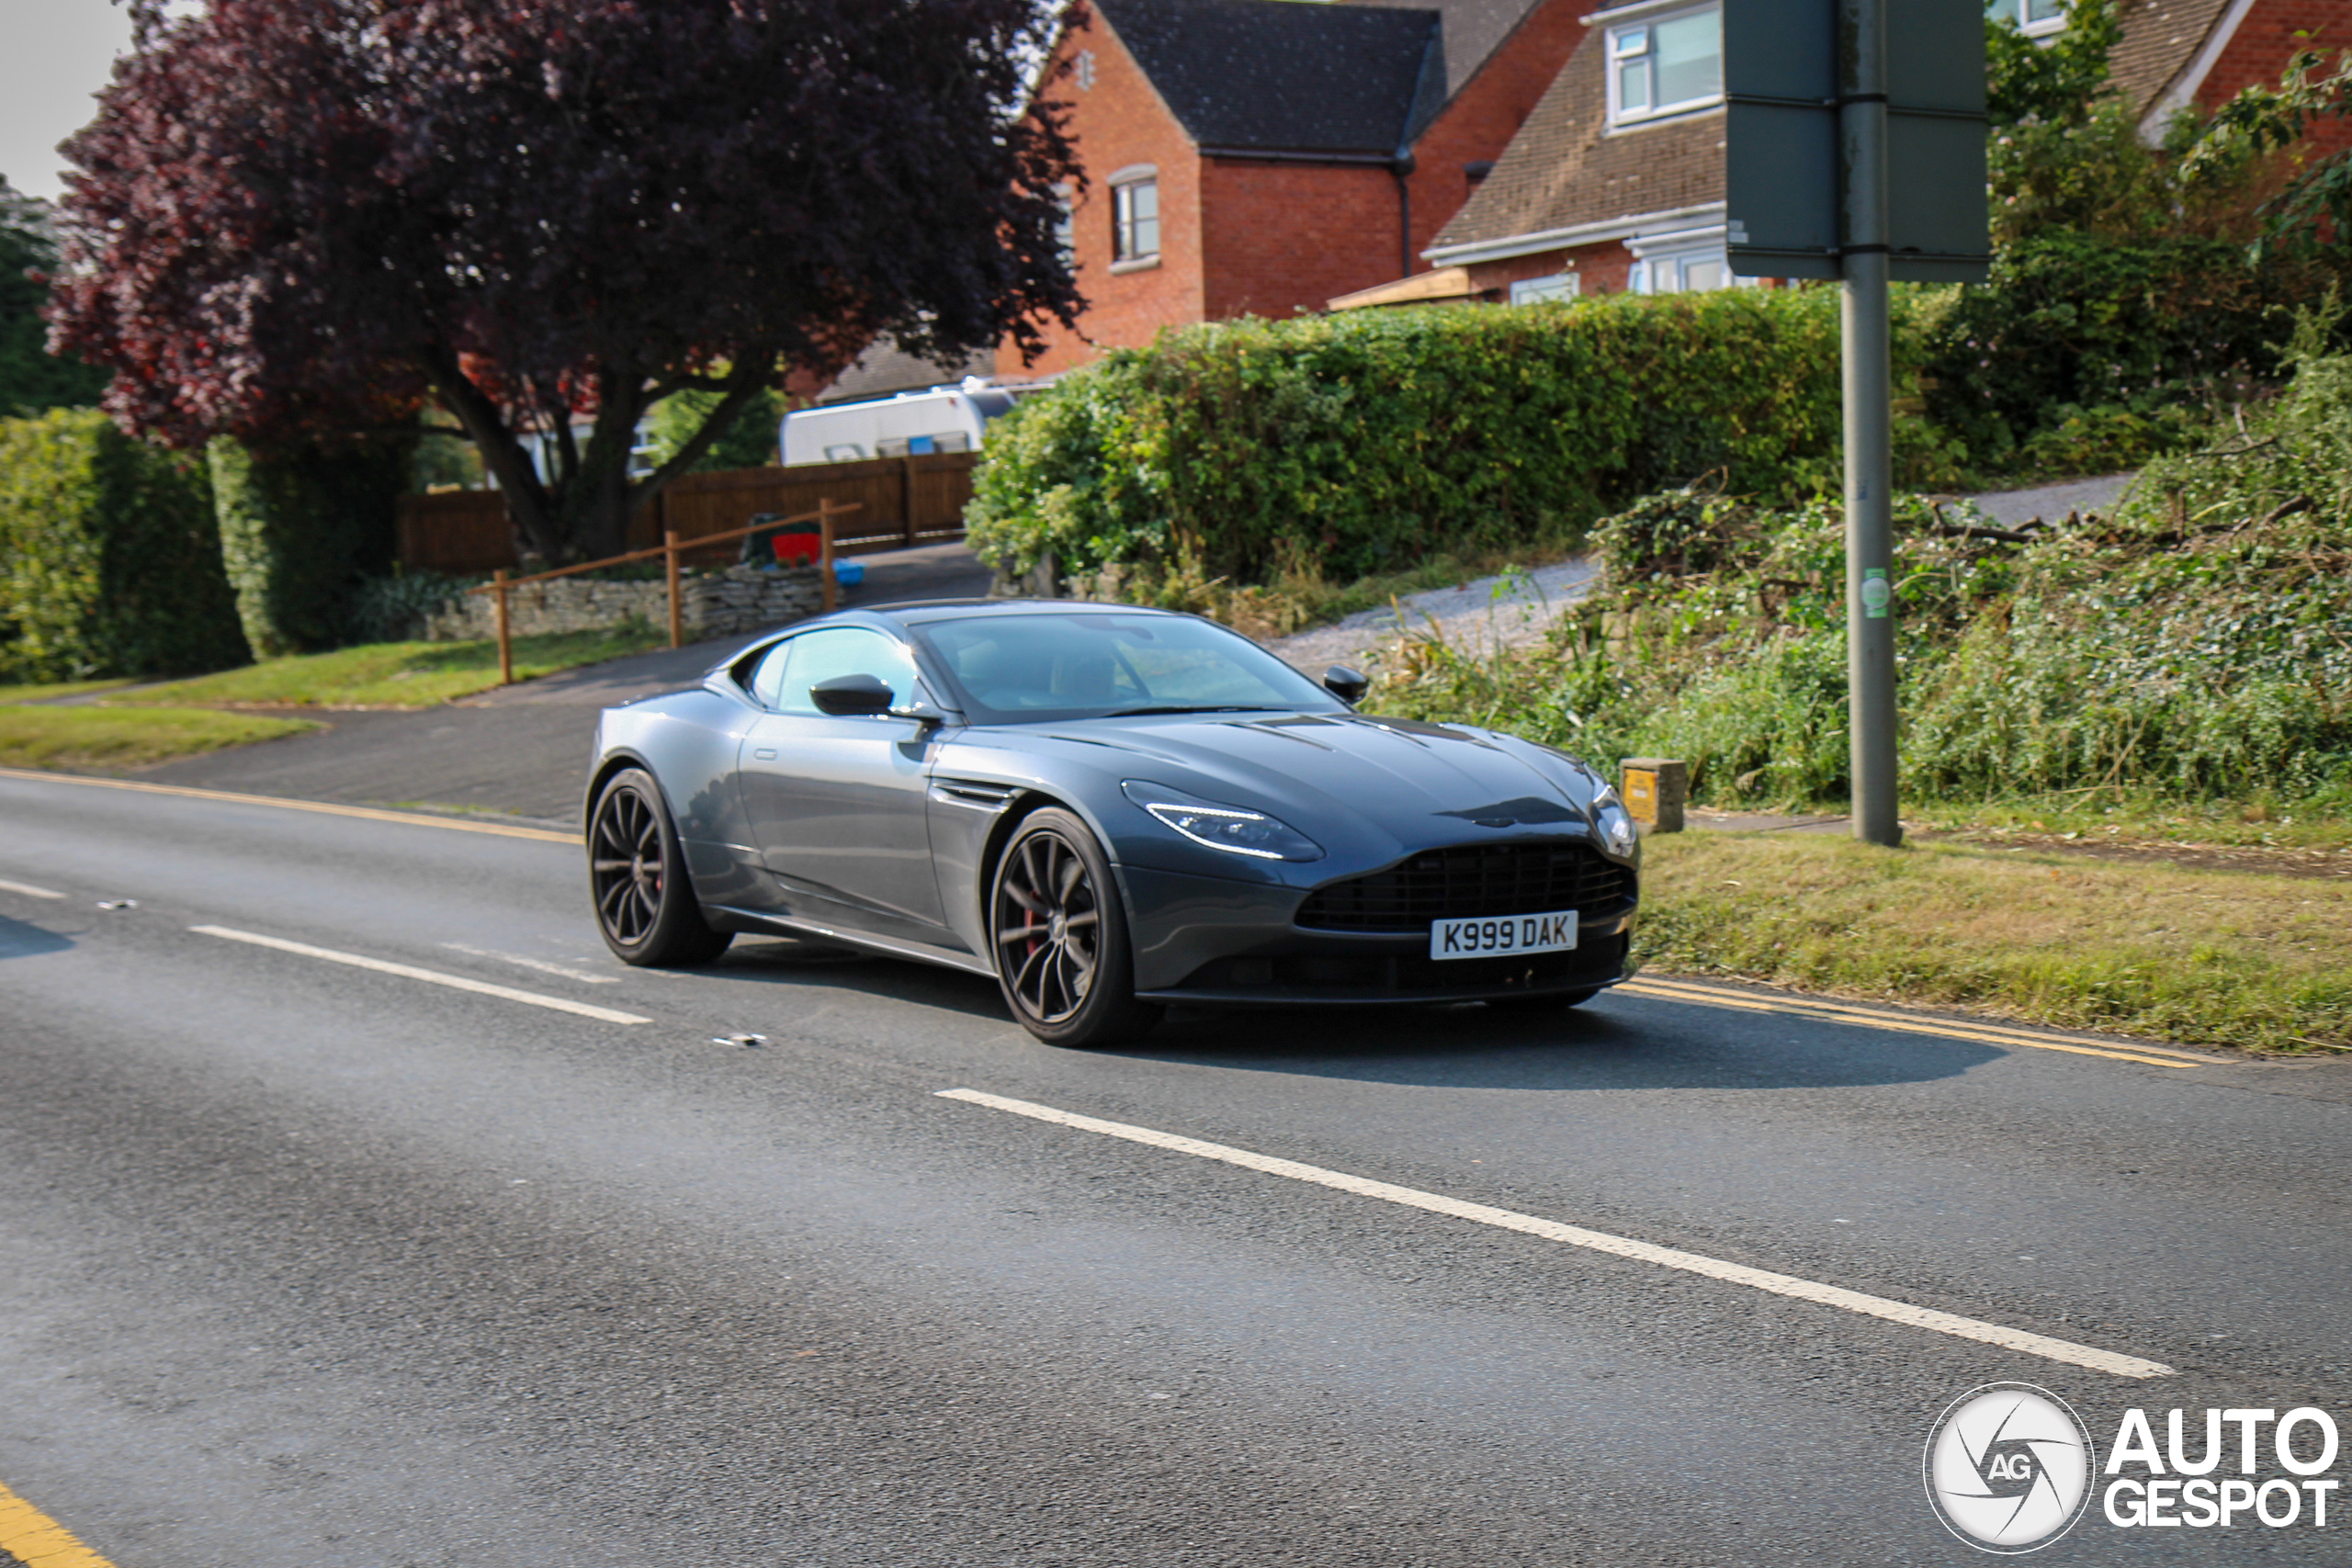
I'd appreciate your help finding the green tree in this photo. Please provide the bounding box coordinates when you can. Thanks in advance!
[646,387,786,475]
[0,178,107,418]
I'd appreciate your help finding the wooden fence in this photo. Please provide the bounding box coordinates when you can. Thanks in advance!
[396,451,978,574]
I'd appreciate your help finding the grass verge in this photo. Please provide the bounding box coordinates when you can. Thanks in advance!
[0,705,318,772]
[1636,831,2352,1055]
[108,625,666,709]
[0,678,136,705]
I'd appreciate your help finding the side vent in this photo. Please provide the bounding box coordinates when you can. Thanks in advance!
[931,779,1018,811]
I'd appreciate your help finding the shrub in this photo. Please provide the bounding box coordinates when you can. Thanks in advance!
[968,288,1890,587]
[0,408,248,682]
[1919,233,2335,465]
[210,434,411,656]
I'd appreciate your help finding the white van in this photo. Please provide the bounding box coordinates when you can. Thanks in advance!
[778,381,1023,467]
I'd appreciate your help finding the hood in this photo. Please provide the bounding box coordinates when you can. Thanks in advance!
[978,710,1609,877]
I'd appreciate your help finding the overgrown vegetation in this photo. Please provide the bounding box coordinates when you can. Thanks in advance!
[1370,312,2352,819]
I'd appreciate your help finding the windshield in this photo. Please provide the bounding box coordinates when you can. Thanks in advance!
[910,612,1342,726]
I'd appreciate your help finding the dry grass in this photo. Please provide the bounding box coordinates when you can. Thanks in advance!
[0,705,317,772]
[1636,830,2352,1055]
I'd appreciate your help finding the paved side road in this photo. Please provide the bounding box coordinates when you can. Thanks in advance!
[1,769,2347,1566]
[134,540,998,828]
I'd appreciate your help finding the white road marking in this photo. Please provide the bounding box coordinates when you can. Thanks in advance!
[0,877,65,899]
[439,942,620,984]
[193,926,650,1024]
[937,1088,2176,1381]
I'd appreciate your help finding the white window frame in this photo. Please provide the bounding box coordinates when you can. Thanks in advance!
[1987,0,2067,38]
[1509,273,1581,306]
[1111,173,1160,269]
[1606,2,1724,129]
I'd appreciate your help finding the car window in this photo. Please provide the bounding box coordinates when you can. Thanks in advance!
[910,612,1338,725]
[768,627,917,716]
[746,639,795,708]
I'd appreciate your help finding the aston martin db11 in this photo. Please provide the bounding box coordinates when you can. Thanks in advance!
[586,600,1640,1046]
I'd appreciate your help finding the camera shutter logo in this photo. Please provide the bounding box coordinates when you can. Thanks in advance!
[1924,1382,2096,1552]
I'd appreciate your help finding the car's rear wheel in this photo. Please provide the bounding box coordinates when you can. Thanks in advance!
[989,808,1162,1047]
[589,767,732,967]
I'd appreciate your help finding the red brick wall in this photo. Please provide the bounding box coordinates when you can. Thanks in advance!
[1400,0,1590,267]
[2193,0,2352,158]
[1468,240,1636,298]
[1200,159,1410,320]
[1004,17,1204,377]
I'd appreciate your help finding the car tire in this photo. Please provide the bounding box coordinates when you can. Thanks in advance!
[589,767,733,967]
[1488,986,1601,1012]
[989,807,1163,1048]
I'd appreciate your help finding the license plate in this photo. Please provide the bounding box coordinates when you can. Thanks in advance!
[1429,909,1579,960]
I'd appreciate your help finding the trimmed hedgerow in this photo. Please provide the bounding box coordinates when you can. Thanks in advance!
[968,288,1893,585]
[0,408,248,681]
[210,434,411,657]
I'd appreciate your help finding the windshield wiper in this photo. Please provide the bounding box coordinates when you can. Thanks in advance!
[1102,704,1284,717]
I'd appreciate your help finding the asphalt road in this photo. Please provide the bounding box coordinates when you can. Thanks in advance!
[3,769,2349,1567]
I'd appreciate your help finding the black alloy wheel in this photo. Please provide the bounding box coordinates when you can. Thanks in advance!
[989,808,1162,1047]
[589,767,732,966]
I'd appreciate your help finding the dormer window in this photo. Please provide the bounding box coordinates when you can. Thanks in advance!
[1607,4,1723,127]
[1987,0,2066,35]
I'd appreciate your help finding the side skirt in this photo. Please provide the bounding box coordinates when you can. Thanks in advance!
[705,903,998,979]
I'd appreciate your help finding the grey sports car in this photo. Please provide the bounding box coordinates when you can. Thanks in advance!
[585,600,1641,1046]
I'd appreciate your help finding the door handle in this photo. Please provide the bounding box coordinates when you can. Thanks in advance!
[753,748,777,761]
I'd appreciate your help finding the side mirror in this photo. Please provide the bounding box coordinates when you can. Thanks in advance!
[888,694,952,730]
[808,672,895,716]
[1323,665,1370,705]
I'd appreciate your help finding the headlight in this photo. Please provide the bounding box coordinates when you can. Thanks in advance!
[1121,781,1324,862]
[1591,785,1640,860]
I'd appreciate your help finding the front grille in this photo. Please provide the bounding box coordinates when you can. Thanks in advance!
[1295,840,1634,933]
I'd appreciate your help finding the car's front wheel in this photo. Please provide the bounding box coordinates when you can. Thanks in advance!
[989,808,1162,1047]
[589,767,733,967]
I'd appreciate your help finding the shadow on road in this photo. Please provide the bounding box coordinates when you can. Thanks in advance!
[698,937,1010,1021]
[1119,997,2005,1092]
[0,915,75,962]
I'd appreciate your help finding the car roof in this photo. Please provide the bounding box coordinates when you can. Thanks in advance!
[865,599,1192,627]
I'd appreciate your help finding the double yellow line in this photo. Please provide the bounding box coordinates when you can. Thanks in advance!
[0,1482,111,1568]
[1619,975,2211,1068]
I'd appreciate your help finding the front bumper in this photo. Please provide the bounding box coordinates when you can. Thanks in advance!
[1121,864,1637,1005]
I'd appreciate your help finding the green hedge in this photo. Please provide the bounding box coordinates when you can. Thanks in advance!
[968,288,1887,584]
[0,409,248,682]
[210,435,409,657]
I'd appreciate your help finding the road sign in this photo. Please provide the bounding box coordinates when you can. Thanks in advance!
[1724,0,1989,283]
[1721,0,1989,847]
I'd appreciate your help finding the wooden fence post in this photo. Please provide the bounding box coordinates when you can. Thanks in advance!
[899,457,917,547]
[664,529,684,649]
[492,568,514,685]
[820,499,838,615]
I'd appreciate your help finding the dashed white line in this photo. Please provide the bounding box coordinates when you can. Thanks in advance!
[192,926,650,1024]
[936,1088,2177,1381]
[439,942,621,984]
[0,877,65,899]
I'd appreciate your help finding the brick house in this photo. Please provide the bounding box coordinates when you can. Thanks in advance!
[1004,0,1591,375]
[1398,0,2351,306]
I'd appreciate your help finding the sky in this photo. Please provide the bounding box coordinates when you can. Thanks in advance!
[0,0,137,203]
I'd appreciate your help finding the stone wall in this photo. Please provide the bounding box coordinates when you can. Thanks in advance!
[424,565,826,644]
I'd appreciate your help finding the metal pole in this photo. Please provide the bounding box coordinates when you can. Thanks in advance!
[1840,0,1900,847]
